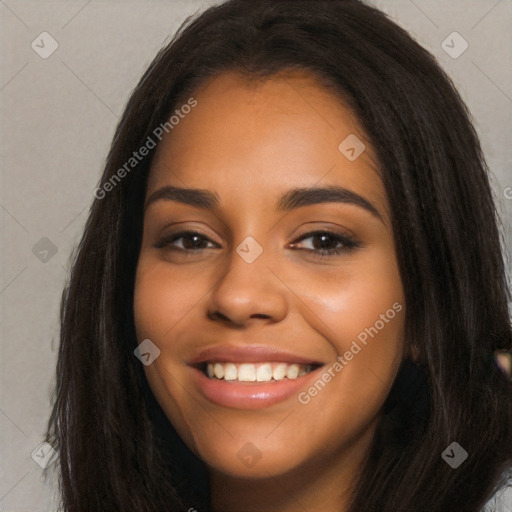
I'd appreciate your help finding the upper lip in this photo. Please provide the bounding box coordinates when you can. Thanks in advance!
[188,344,325,366]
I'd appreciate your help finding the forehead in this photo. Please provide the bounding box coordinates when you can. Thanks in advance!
[147,69,386,215]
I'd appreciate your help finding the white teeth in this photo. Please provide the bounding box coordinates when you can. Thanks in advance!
[238,364,256,381]
[224,363,237,381]
[286,364,300,380]
[273,363,287,381]
[213,363,224,379]
[204,362,315,382]
[256,363,273,382]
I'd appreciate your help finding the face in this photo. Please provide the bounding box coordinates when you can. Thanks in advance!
[133,69,406,480]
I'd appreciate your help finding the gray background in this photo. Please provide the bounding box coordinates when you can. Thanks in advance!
[1,1,511,510]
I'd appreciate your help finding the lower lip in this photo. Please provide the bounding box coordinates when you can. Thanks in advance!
[189,366,323,409]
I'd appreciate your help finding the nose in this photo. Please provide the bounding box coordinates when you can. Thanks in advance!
[207,247,288,327]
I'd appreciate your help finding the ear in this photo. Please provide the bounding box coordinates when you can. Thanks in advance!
[405,343,421,363]
[493,349,512,381]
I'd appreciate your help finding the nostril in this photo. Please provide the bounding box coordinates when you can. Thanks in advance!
[208,311,230,322]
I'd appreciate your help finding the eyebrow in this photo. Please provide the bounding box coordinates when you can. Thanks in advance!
[145,185,383,221]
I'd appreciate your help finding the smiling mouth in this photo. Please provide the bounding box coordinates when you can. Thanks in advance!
[199,361,322,382]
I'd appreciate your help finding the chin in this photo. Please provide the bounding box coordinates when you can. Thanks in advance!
[200,442,308,480]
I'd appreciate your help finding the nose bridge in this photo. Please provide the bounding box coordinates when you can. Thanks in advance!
[207,235,288,325]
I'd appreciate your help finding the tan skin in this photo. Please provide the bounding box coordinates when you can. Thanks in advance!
[134,69,407,512]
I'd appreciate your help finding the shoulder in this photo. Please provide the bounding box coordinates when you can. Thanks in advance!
[481,468,512,512]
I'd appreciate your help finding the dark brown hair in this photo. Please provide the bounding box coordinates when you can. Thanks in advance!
[44,0,512,510]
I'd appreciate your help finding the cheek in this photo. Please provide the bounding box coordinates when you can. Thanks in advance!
[323,265,405,360]
[286,247,404,351]
[288,251,405,414]
[133,259,209,450]
[133,259,207,341]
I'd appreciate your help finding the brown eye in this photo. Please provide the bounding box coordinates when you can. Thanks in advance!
[289,230,362,259]
[155,230,219,252]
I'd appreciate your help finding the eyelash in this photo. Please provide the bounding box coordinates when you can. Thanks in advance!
[154,229,362,259]
[289,230,362,258]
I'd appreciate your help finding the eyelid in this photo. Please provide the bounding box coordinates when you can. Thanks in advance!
[154,227,362,257]
[289,229,361,250]
[155,228,364,262]
[291,226,356,241]
[154,229,220,250]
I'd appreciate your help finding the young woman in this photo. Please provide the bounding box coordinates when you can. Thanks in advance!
[44,0,512,510]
